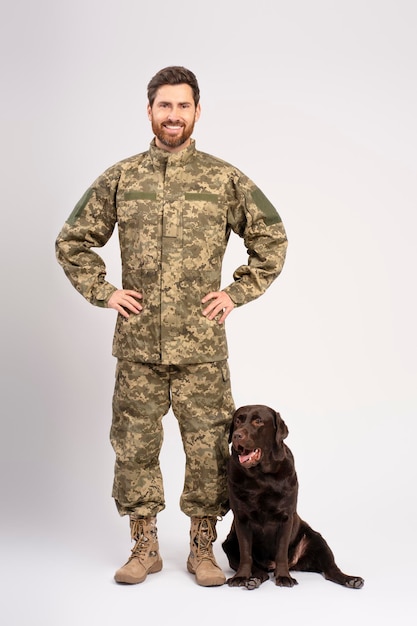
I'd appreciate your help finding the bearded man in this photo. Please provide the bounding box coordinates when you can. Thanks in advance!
[56,66,288,587]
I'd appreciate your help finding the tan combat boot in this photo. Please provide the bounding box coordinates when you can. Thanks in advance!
[187,516,226,586]
[114,516,163,584]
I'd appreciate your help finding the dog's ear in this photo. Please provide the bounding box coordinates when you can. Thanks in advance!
[275,412,289,443]
[228,411,237,443]
[271,410,289,462]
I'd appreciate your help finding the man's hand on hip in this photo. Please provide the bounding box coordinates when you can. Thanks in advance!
[202,291,235,324]
[108,290,143,318]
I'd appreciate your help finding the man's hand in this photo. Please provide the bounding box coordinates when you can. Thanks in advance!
[108,289,143,319]
[202,291,235,324]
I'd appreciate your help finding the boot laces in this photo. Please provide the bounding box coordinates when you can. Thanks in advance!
[129,519,156,562]
[194,517,216,561]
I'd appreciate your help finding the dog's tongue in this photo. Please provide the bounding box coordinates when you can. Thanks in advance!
[239,449,260,465]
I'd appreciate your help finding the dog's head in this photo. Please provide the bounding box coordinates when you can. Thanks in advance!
[229,405,289,471]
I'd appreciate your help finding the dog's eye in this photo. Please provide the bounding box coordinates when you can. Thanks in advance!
[253,417,264,426]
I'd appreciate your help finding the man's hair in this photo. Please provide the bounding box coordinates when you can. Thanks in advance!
[147,66,200,107]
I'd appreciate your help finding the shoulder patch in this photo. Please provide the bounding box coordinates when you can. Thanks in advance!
[251,187,282,226]
[66,188,94,226]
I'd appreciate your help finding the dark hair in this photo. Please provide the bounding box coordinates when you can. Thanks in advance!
[147,66,200,107]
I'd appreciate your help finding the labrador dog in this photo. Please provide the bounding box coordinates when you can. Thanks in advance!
[222,405,364,590]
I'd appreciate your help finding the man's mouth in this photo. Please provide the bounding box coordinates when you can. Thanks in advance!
[237,448,262,467]
[163,123,184,132]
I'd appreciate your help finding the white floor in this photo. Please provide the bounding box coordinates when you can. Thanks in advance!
[2,502,414,626]
[2,404,416,626]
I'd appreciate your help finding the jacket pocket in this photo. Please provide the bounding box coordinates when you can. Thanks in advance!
[117,193,161,271]
[182,193,225,271]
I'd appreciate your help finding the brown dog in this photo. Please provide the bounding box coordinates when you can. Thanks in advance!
[222,405,364,590]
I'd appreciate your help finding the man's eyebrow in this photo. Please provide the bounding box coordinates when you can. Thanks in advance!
[157,100,192,106]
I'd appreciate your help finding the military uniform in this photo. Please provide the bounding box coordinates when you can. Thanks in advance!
[56,139,287,518]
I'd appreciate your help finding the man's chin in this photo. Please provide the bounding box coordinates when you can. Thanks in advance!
[158,135,188,149]
[155,125,194,150]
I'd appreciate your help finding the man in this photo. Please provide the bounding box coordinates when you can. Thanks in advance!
[56,66,287,587]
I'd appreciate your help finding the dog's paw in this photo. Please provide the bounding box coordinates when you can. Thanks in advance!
[345,576,364,589]
[245,577,262,590]
[227,575,250,588]
[227,576,262,590]
[275,574,298,587]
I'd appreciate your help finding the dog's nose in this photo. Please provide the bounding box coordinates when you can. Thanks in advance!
[233,430,245,441]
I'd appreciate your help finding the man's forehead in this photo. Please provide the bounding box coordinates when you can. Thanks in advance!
[153,83,195,103]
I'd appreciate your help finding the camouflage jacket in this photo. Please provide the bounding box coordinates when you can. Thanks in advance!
[56,140,288,364]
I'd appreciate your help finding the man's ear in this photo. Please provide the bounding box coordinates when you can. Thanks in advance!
[195,102,201,122]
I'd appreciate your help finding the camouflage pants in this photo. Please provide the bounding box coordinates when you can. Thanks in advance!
[110,359,235,518]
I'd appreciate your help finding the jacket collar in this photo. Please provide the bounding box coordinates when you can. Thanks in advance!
[149,138,196,167]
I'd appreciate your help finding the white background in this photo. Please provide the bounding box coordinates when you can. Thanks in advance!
[1,1,416,624]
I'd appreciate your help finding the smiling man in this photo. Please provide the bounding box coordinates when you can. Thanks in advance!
[148,83,200,150]
[56,66,288,587]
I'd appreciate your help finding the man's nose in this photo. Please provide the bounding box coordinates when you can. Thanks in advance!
[168,106,184,120]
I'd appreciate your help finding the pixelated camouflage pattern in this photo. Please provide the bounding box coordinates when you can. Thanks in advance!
[56,140,287,364]
[111,360,234,517]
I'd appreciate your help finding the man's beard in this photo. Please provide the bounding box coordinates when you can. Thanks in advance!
[152,119,195,149]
